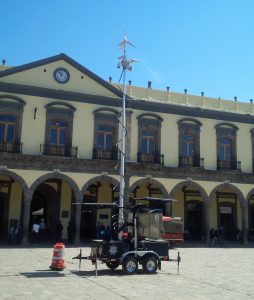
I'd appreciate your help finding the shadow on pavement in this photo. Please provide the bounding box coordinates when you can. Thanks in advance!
[20,270,65,278]
[71,269,159,277]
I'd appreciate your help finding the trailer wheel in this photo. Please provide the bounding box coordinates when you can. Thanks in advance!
[122,257,138,274]
[142,257,158,273]
[106,261,120,270]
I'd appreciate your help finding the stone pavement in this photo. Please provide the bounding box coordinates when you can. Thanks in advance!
[0,243,253,299]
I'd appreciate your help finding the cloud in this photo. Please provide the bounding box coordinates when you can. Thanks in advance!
[141,61,163,84]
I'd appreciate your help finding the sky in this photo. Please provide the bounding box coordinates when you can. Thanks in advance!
[1,0,254,102]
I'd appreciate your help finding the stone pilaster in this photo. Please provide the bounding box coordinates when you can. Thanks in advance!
[242,205,248,245]
[204,201,210,245]
[74,194,82,244]
[21,191,33,245]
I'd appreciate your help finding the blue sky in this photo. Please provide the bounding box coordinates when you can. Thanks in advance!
[1,0,254,102]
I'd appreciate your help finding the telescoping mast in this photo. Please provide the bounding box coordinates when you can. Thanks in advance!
[117,36,138,236]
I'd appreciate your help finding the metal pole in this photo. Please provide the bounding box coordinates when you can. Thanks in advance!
[119,49,126,232]
[117,36,137,239]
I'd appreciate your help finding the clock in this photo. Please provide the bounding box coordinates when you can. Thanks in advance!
[53,68,70,83]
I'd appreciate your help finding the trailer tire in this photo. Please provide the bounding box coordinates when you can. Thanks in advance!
[122,257,138,274]
[142,257,158,273]
[106,261,120,270]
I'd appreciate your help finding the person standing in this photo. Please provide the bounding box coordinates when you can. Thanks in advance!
[8,223,15,245]
[32,221,40,244]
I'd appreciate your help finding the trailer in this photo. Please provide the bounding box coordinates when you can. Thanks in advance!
[73,199,181,275]
[72,37,181,275]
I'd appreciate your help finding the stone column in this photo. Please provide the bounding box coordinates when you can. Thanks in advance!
[74,194,82,244]
[242,204,248,245]
[204,200,210,245]
[125,110,133,160]
[21,191,33,245]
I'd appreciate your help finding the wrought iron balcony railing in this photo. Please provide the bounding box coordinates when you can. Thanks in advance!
[40,144,78,158]
[217,160,241,171]
[0,142,23,154]
[137,152,164,165]
[179,156,204,168]
[93,148,119,160]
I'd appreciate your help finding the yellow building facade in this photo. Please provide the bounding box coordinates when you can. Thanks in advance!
[0,53,254,244]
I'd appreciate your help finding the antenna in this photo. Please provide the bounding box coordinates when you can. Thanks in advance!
[117,35,138,238]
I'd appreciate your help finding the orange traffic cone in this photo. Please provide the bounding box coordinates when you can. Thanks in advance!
[50,243,65,270]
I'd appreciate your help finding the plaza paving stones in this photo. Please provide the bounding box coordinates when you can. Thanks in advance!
[0,244,253,299]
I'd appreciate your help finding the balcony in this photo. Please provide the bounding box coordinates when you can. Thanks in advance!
[179,156,204,168]
[0,142,23,154]
[217,160,241,171]
[93,148,119,160]
[137,152,164,165]
[40,144,78,157]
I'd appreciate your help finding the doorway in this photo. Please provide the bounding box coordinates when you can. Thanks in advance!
[80,194,97,240]
[0,194,8,241]
[186,200,204,240]
[219,203,236,240]
[30,184,59,242]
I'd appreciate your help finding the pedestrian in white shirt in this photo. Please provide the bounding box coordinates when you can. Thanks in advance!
[32,221,40,244]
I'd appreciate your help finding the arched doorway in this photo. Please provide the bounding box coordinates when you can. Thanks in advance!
[80,184,97,240]
[0,193,9,241]
[0,176,24,243]
[216,192,238,241]
[170,181,209,242]
[248,197,254,241]
[30,182,59,242]
[218,201,236,240]
[185,200,204,240]
[80,177,119,241]
[129,179,169,214]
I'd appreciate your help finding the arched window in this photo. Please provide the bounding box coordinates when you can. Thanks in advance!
[216,123,238,170]
[0,115,16,142]
[137,114,163,165]
[93,109,119,160]
[97,125,113,151]
[44,102,76,157]
[181,132,194,158]
[0,95,25,154]
[219,137,232,161]
[178,119,202,167]
[0,114,17,152]
[49,119,67,146]
[47,119,68,156]
[141,129,155,154]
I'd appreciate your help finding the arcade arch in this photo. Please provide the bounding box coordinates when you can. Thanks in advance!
[128,178,169,214]
[29,173,80,243]
[245,189,254,241]
[0,170,29,242]
[209,183,246,242]
[170,181,209,242]
[80,176,120,240]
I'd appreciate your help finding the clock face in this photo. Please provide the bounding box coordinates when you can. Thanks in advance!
[54,68,70,83]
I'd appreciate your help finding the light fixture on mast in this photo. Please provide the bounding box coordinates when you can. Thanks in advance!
[117,35,138,238]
